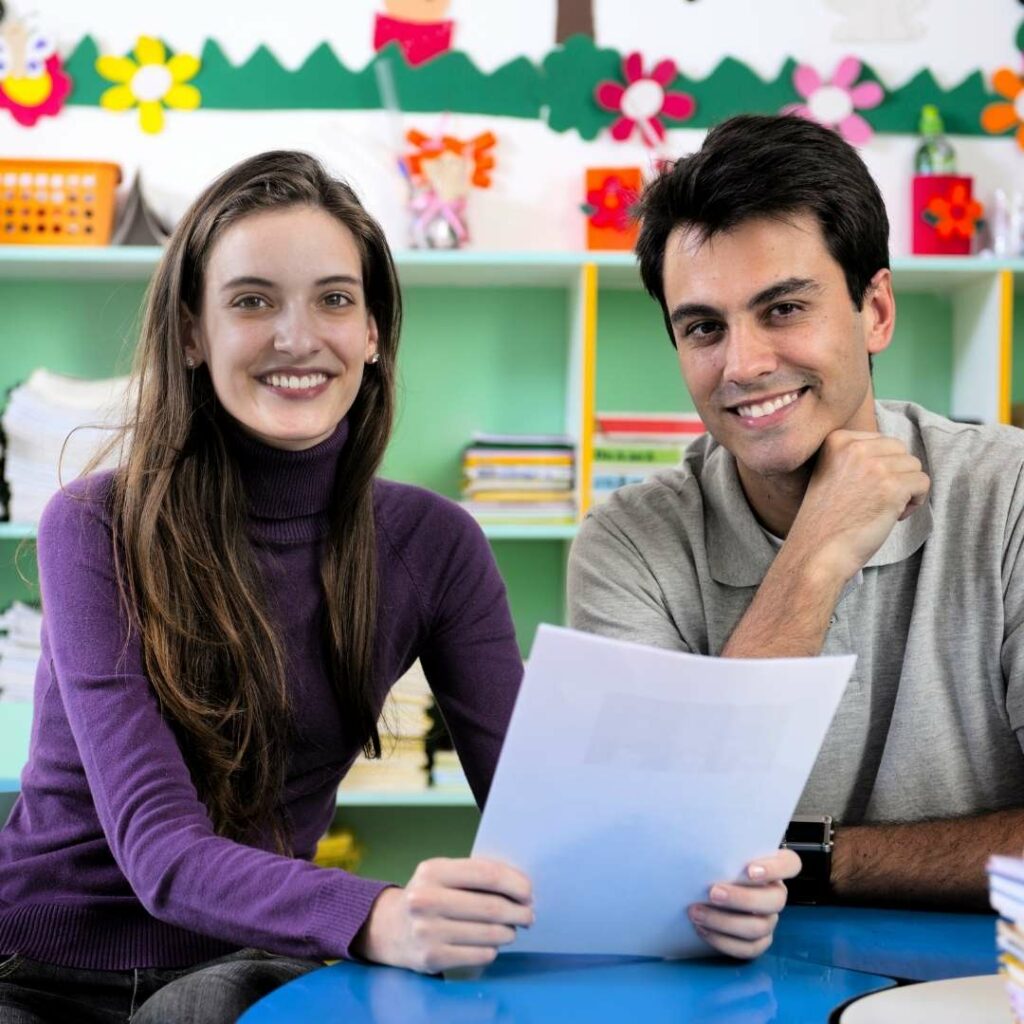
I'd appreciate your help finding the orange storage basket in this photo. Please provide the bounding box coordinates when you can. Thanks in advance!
[0,158,121,246]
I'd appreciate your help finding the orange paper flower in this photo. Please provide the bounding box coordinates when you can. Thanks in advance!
[405,129,496,188]
[923,183,983,240]
[981,68,1024,149]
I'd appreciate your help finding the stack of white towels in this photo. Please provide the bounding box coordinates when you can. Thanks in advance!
[2,369,129,524]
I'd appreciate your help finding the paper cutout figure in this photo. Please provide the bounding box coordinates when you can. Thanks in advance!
[556,0,594,43]
[96,36,201,134]
[0,3,72,127]
[595,53,695,148]
[403,128,496,248]
[582,167,641,250]
[782,57,884,147]
[374,0,454,67]
[982,68,1024,149]
[913,176,982,254]
[827,0,928,43]
[110,174,171,246]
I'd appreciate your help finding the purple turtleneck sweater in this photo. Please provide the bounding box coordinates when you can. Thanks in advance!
[0,421,523,970]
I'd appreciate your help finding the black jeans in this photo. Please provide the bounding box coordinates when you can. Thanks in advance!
[0,947,322,1023]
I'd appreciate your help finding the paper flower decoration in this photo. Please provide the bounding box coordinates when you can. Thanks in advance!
[595,52,696,148]
[922,183,984,240]
[403,128,497,248]
[96,36,200,135]
[0,12,72,127]
[981,68,1024,149]
[582,172,639,232]
[782,56,883,146]
[405,129,497,189]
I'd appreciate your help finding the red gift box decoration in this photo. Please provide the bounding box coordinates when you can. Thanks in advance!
[912,175,983,256]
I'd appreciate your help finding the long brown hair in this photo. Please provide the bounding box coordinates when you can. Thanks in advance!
[109,151,401,848]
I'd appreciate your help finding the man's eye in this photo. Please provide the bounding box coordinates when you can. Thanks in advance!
[685,321,723,342]
[771,302,801,317]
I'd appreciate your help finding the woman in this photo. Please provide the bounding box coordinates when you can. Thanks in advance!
[0,151,532,1022]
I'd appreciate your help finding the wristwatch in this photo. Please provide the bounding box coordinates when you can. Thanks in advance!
[780,815,834,904]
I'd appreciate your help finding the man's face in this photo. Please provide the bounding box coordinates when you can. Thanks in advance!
[662,213,892,481]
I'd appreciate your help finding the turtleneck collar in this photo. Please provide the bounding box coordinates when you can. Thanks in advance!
[223,417,350,543]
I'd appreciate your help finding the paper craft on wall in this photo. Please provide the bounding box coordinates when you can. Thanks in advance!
[109,174,171,245]
[981,67,1024,149]
[51,29,1013,143]
[374,0,454,67]
[555,0,595,44]
[96,35,200,134]
[783,56,884,146]
[0,3,72,128]
[595,52,695,147]
[827,0,929,43]
[403,127,497,248]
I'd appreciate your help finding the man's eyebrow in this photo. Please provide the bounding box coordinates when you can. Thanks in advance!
[220,274,364,291]
[669,302,722,326]
[746,277,821,310]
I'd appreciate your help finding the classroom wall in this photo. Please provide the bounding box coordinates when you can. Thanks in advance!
[1,0,1020,255]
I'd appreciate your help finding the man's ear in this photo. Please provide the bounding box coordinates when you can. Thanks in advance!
[864,268,896,358]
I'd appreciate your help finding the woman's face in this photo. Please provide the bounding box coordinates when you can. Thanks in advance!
[187,205,379,451]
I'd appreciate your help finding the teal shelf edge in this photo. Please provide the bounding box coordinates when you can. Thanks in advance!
[0,523,35,540]
[0,522,577,542]
[3,246,1023,282]
[336,789,476,808]
[0,779,476,805]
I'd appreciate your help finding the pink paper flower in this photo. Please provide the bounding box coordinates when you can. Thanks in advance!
[595,52,696,148]
[782,56,883,146]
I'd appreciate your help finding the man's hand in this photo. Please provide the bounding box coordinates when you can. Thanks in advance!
[688,849,801,959]
[351,857,534,974]
[788,430,931,585]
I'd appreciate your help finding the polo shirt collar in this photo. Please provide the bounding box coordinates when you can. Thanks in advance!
[703,402,933,587]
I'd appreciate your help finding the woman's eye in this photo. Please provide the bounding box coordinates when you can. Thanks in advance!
[323,292,352,308]
[234,295,267,310]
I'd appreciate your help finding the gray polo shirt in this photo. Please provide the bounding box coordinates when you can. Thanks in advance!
[568,401,1024,825]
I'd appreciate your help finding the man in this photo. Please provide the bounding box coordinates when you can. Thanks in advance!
[569,114,1024,945]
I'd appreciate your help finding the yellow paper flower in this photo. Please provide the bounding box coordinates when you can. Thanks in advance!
[96,36,200,134]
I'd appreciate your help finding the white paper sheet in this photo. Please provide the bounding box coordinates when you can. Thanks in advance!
[472,625,855,959]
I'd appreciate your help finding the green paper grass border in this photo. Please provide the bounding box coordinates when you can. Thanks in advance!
[58,34,1005,139]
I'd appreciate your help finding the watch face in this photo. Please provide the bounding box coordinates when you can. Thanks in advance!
[785,816,833,845]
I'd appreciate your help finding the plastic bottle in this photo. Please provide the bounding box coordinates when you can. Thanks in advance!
[914,105,957,174]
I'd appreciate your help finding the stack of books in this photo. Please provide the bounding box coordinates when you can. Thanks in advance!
[340,660,432,793]
[988,854,1024,1022]
[1,369,129,524]
[460,433,575,527]
[591,412,705,506]
[0,602,42,703]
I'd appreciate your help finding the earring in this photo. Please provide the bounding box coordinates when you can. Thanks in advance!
[186,355,195,369]
[368,353,380,365]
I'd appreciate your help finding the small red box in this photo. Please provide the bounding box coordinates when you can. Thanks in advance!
[585,168,642,251]
[912,175,979,256]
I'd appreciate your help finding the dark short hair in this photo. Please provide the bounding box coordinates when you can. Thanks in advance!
[635,114,890,345]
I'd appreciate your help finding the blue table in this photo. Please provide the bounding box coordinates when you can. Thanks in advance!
[773,905,996,982]
[240,906,998,1023]
[239,951,894,1023]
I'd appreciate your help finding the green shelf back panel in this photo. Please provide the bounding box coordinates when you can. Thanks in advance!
[596,287,954,417]
[872,291,953,416]
[0,280,146,395]
[0,542,38,607]
[1012,302,1024,407]
[334,805,480,885]
[490,540,566,656]
[381,286,571,498]
[596,289,695,414]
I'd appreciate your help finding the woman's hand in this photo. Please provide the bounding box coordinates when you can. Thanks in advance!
[687,849,801,959]
[352,857,534,974]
